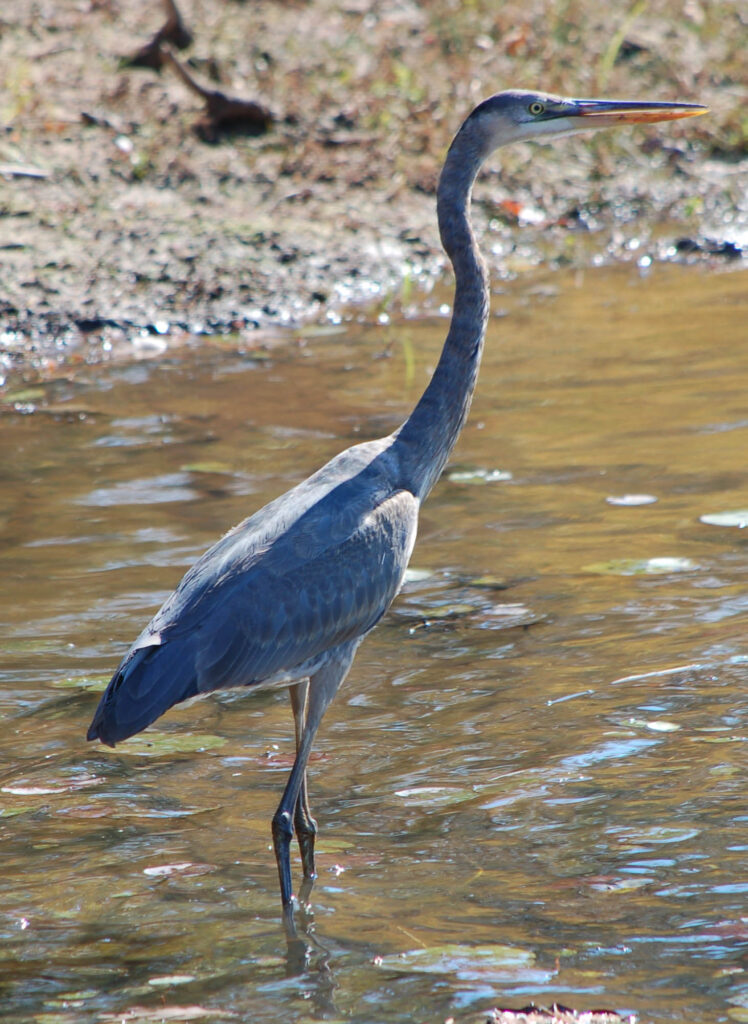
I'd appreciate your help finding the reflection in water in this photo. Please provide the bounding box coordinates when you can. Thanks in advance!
[0,264,746,1022]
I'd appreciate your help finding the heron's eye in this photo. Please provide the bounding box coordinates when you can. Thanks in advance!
[528,101,545,116]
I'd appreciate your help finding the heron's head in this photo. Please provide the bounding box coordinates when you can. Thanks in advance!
[463,88,707,155]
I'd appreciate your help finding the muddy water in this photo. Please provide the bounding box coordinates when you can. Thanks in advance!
[1,263,746,1024]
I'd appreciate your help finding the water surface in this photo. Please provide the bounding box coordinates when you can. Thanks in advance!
[1,263,746,1023]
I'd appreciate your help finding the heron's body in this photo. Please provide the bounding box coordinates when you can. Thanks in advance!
[88,89,705,912]
[91,436,417,743]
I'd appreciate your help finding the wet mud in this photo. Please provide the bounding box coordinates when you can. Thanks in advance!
[1,0,746,383]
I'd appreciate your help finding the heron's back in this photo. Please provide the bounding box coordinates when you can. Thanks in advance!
[87,436,419,746]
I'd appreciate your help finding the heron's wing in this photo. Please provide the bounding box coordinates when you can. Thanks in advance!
[89,485,419,745]
[192,486,419,687]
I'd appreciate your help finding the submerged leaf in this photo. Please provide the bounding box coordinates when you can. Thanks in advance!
[468,574,510,590]
[393,785,475,808]
[606,494,657,506]
[1,387,45,403]
[113,733,226,756]
[51,674,108,690]
[99,1006,234,1022]
[181,461,236,475]
[403,567,434,583]
[633,825,701,844]
[420,602,475,619]
[0,805,36,817]
[447,468,513,484]
[148,975,197,987]
[700,510,748,529]
[143,862,214,878]
[583,557,698,576]
[378,943,537,981]
[627,717,680,732]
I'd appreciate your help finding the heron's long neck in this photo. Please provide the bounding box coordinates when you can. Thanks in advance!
[395,134,489,500]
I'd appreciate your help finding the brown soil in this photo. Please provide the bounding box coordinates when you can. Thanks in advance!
[1,0,745,384]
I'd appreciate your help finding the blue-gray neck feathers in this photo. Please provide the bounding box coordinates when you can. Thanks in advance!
[395,117,491,500]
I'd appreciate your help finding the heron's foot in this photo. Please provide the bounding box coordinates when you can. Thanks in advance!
[282,890,324,977]
[297,874,315,909]
[295,813,318,881]
[272,808,295,908]
[282,899,309,976]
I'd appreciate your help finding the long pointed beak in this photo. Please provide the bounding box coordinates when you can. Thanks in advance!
[569,98,708,126]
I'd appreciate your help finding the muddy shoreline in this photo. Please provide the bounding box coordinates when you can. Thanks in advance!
[1,0,745,385]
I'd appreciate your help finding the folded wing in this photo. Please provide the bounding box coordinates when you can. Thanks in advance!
[88,461,418,746]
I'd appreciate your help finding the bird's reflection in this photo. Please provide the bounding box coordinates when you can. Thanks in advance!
[282,883,337,1013]
[283,879,317,968]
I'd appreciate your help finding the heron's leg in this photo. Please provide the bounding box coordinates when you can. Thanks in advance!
[272,640,359,908]
[289,681,317,881]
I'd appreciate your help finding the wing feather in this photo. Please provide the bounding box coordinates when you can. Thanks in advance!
[88,439,419,747]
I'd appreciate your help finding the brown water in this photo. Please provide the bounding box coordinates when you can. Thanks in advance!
[1,263,746,1024]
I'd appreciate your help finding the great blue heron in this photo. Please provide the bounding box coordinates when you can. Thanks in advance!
[87,89,706,912]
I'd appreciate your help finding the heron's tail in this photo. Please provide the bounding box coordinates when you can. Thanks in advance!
[87,641,199,746]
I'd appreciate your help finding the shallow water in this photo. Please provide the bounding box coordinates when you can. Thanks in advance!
[1,263,746,1024]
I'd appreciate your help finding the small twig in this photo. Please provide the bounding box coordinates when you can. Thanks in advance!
[30,45,75,60]
[160,0,193,49]
[123,0,193,71]
[0,164,49,179]
[161,46,211,99]
[596,0,648,91]
[162,48,273,141]
[80,110,123,132]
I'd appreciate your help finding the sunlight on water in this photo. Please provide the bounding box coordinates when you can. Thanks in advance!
[0,264,746,1023]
